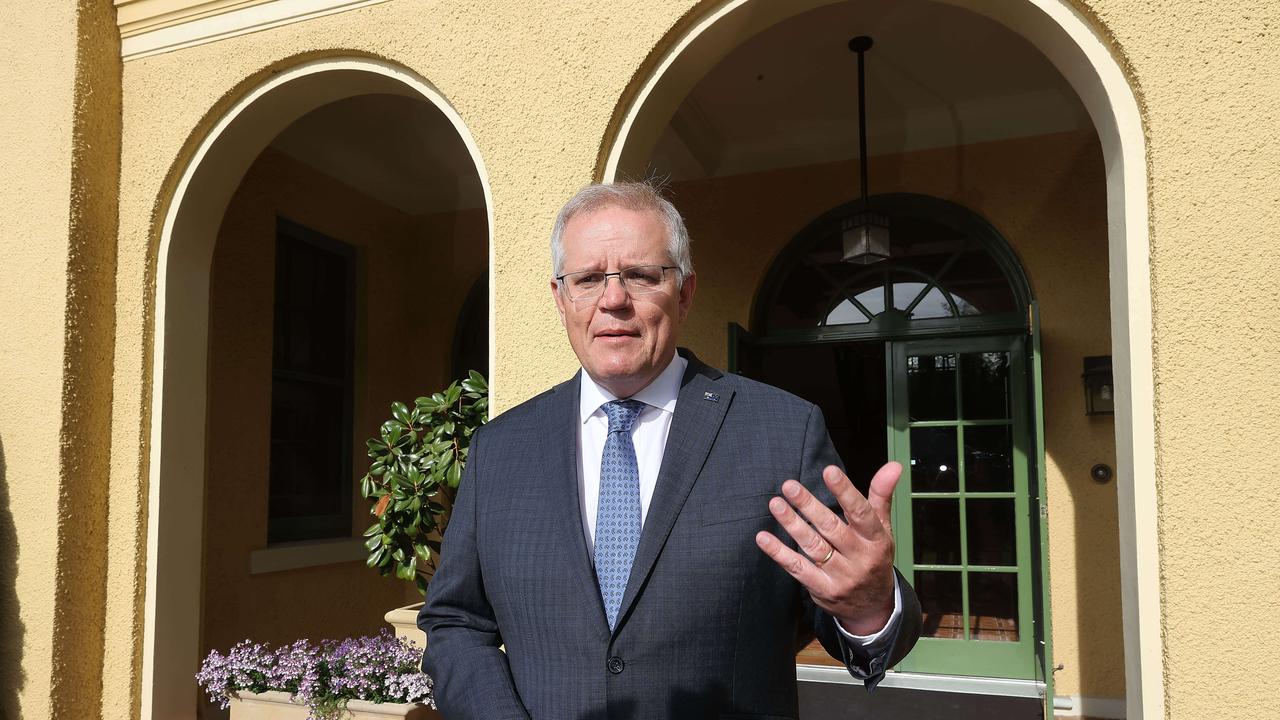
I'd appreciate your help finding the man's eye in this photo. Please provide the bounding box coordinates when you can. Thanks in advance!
[572,273,604,288]
[624,268,662,286]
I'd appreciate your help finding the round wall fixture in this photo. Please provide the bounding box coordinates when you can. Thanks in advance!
[1091,463,1113,483]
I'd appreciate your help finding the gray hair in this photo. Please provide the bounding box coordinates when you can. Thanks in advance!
[550,182,693,288]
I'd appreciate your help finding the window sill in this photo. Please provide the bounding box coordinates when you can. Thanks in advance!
[249,537,367,575]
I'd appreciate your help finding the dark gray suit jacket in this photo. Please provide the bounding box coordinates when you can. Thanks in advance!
[419,350,921,719]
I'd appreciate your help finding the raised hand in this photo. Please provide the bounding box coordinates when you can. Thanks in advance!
[754,462,900,635]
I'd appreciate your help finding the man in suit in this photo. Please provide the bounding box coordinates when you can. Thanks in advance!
[419,182,921,719]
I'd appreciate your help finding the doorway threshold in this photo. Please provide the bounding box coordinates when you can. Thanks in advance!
[798,664,1045,698]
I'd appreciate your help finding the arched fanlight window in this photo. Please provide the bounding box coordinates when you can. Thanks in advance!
[754,194,1032,337]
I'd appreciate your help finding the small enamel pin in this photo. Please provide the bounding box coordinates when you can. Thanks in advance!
[703,391,720,403]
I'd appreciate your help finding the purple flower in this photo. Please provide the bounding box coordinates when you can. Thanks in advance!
[195,630,434,718]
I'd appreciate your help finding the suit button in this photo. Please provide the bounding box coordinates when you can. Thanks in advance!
[607,656,625,674]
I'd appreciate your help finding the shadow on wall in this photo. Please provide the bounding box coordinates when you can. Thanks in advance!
[0,437,25,719]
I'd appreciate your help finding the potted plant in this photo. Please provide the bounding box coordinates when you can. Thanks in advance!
[360,372,488,643]
[196,630,438,719]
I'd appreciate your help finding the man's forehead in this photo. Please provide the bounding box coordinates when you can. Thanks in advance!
[561,205,667,258]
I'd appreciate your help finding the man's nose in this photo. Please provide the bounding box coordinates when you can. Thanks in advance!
[597,274,631,309]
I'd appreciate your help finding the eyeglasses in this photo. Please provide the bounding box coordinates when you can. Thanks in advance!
[554,264,680,301]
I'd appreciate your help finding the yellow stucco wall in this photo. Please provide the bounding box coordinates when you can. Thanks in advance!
[0,4,78,716]
[0,2,121,719]
[668,129,1122,699]
[0,0,1268,718]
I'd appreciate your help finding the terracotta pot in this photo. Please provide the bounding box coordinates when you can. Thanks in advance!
[229,690,438,720]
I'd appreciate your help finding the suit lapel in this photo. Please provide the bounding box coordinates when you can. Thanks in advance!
[545,372,610,633]
[614,353,733,632]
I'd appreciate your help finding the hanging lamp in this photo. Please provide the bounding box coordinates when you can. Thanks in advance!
[841,35,891,265]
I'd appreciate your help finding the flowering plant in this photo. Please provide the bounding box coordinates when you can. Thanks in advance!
[196,630,433,720]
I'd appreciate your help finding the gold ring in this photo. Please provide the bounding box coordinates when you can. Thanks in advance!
[816,546,835,566]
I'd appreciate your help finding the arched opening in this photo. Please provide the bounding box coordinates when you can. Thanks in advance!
[142,57,493,720]
[601,2,1157,718]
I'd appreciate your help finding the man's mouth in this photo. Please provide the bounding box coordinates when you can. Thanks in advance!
[595,329,639,340]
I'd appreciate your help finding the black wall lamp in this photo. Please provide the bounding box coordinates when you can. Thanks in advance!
[1082,356,1114,416]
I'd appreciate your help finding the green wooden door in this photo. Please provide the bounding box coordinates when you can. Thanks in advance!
[888,335,1038,679]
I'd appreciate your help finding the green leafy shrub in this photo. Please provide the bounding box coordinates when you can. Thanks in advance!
[360,371,488,595]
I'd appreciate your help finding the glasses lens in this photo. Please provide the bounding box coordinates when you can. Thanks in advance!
[566,271,604,298]
[621,265,666,293]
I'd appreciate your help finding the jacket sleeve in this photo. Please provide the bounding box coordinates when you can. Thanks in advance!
[794,404,923,688]
[418,431,532,719]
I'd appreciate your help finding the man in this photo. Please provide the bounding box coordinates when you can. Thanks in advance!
[419,182,921,719]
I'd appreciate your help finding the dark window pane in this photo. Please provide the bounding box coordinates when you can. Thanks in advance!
[269,379,346,523]
[908,353,956,421]
[273,235,350,378]
[969,572,1019,642]
[965,425,1014,492]
[910,426,958,492]
[961,352,1010,420]
[825,296,873,325]
[913,499,961,566]
[902,285,955,320]
[966,499,1017,567]
[915,570,963,639]
[269,222,354,543]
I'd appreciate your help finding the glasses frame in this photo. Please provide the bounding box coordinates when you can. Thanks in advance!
[554,264,680,301]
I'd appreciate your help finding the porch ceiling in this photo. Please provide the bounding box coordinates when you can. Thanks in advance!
[651,0,1090,180]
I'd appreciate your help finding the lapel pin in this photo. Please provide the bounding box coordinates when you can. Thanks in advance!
[703,391,720,403]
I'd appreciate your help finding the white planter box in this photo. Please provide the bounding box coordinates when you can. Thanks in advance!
[384,602,426,649]
[230,690,438,720]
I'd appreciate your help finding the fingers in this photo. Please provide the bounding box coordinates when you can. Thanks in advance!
[779,479,852,554]
[866,462,902,531]
[755,530,831,593]
[768,496,839,569]
[823,464,899,539]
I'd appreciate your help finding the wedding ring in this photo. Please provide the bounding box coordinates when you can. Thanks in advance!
[816,546,835,566]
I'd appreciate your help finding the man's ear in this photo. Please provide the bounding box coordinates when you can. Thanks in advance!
[550,280,567,326]
[677,271,697,323]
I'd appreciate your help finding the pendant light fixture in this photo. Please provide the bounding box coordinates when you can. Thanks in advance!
[842,35,891,265]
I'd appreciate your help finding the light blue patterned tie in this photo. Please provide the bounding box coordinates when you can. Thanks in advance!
[595,399,646,631]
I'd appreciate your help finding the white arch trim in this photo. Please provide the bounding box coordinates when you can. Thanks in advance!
[601,2,1161,718]
[142,57,495,720]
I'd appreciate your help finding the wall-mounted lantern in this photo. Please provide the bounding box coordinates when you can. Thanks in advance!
[1082,356,1114,416]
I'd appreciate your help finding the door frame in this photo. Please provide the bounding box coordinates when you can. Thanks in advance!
[728,321,1053,698]
[888,334,1039,680]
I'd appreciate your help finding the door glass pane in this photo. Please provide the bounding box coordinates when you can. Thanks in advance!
[960,352,1010,419]
[908,354,956,420]
[916,570,964,639]
[964,425,1014,492]
[969,573,1019,642]
[966,499,1017,566]
[910,426,958,492]
[913,500,961,565]
[825,297,872,325]
[907,286,955,319]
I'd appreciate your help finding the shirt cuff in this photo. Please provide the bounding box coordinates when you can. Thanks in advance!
[835,573,903,646]
[833,573,903,689]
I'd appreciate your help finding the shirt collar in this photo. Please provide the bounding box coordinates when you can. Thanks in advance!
[578,352,688,424]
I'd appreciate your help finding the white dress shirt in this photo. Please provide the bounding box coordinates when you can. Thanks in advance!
[575,352,901,649]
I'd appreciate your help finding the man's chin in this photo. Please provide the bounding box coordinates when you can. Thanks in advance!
[584,358,653,394]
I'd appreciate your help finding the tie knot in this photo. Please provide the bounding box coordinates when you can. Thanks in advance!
[603,399,646,434]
